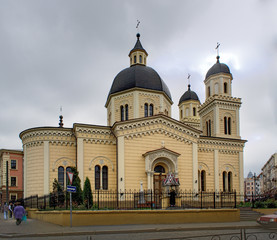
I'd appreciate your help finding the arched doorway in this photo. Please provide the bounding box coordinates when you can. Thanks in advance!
[153,164,167,208]
[153,165,166,194]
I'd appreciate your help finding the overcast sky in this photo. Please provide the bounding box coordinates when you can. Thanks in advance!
[0,0,276,177]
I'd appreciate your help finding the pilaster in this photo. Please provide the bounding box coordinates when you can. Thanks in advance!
[133,91,139,118]
[214,149,219,191]
[239,151,244,195]
[118,136,125,192]
[43,141,49,195]
[23,145,27,198]
[192,142,198,192]
[77,138,84,187]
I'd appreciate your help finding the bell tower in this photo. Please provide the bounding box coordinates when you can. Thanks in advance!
[199,56,242,139]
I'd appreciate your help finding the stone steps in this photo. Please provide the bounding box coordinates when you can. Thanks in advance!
[239,208,263,221]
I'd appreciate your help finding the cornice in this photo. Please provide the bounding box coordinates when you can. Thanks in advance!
[124,128,193,144]
[84,138,116,145]
[20,128,74,141]
[198,137,246,148]
[199,95,241,114]
[74,126,112,136]
[25,140,76,148]
[105,87,173,107]
[113,115,201,139]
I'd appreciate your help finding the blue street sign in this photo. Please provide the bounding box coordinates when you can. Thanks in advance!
[67,185,76,193]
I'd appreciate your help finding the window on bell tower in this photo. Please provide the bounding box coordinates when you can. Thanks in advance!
[224,82,228,93]
[224,116,231,135]
[144,103,148,117]
[149,104,154,116]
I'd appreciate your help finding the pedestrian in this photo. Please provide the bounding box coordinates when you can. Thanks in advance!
[3,202,9,220]
[13,202,26,225]
[8,202,13,218]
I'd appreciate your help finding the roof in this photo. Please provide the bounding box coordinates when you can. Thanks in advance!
[179,84,200,105]
[205,56,231,79]
[129,33,148,56]
[107,64,172,101]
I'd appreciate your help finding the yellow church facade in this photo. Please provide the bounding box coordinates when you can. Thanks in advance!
[20,34,246,198]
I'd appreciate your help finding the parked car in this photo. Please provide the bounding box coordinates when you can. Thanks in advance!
[257,212,277,228]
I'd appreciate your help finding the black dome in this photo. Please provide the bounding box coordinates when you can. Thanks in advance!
[205,56,231,79]
[108,65,172,100]
[179,85,200,105]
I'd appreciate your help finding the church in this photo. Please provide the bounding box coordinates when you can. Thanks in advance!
[20,33,246,198]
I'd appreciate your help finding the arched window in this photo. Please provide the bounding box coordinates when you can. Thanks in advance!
[206,120,211,136]
[223,171,227,192]
[185,108,189,117]
[95,165,100,190]
[193,107,196,116]
[181,110,183,118]
[144,103,148,117]
[149,104,154,116]
[134,55,137,63]
[224,82,228,93]
[102,166,108,190]
[224,117,227,134]
[228,117,231,135]
[214,83,219,94]
[154,165,165,173]
[58,166,64,189]
[228,172,233,192]
[125,104,128,121]
[201,170,206,192]
[139,55,142,63]
[208,86,211,97]
[66,167,72,185]
[120,106,124,121]
[224,116,231,135]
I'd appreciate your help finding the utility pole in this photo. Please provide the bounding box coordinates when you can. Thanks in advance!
[6,161,9,203]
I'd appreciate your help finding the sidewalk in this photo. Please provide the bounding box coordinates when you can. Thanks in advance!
[0,214,261,239]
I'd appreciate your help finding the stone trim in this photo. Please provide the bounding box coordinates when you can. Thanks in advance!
[88,156,114,171]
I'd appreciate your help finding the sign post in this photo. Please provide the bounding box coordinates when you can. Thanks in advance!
[66,172,75,228]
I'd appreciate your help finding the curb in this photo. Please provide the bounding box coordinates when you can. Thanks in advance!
[0,224,262,238]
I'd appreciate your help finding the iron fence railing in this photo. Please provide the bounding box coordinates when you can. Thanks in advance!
[20,190,240,210]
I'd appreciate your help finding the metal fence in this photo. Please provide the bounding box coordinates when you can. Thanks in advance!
[21,190,238,210]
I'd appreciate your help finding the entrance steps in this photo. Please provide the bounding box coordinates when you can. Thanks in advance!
[239,207,263,221]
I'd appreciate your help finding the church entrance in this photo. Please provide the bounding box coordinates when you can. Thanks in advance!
[153,165,166,207]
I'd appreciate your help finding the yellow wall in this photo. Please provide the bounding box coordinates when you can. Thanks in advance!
[26,144,44,196]
[27,208,240,226]
[124,133,193,190]
[83,141,117,191]
[219,152,240,191]
[198,151,214,190]
[49,144,76,191]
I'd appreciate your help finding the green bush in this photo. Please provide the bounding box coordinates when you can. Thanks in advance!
[254,201,265,208]
[265,199,277,208]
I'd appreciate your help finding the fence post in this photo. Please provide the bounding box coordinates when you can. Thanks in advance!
[97,189,100,210]
[252,192,254,208]
[151,189,153,210]
[36,194,38,208]
[213,192,216,209]
[234,191,237,208]
[200,191,203,209]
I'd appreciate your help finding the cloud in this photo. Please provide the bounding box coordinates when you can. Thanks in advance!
[0,0,276,177]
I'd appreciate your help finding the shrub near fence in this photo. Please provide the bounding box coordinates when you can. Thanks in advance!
[21,190,238,210]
